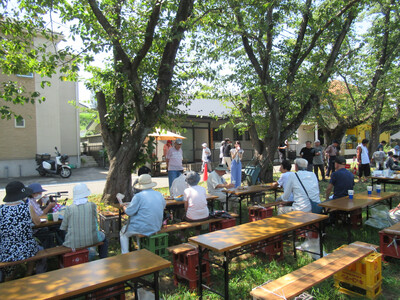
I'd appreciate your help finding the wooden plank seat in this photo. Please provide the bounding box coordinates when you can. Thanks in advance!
[0,242,104,269]
[0,249,171,300]
[158,215,237,234]
[250,241,379,300]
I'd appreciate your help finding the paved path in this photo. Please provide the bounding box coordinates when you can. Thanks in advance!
[0,167,169,203]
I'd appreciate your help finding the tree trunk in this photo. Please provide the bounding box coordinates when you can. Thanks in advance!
[102,154,134,205]
[369,123,381,156]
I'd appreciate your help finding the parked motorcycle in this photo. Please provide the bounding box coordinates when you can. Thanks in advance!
[36,147,72,178]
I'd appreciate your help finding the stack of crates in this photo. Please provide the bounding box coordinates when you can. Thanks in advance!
[99,212,120,239]
[296,223,319,239]
[334,251,382,299]
[379,229,400,259]
[248,206,273,222]
[337,209,362,229]
[60,249,89,268]
[209,218,236,232]
[140,233,169,259]
[172,248,211,290]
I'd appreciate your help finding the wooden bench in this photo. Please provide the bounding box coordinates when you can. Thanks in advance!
[0,249,171,300]
[250,241,379,300]
[0,242,104,269]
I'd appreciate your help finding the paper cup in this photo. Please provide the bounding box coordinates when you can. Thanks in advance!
[348,190,354,200]
[376,185,381,193]
[53,212,59,222]
[367,186,372,195]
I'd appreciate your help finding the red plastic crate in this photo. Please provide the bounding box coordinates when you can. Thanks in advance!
[249,207,273,222]
[173,249,210,290]
[61,249,89,268]
[209,218,236,232]
[87,284,126,300]
[296,223,319,239]
[350,210,363,229]
[252,236,284,261]
[379,230,400,259]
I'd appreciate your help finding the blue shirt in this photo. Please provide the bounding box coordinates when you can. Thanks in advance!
[125,189,166,236]
[330,168,354,199]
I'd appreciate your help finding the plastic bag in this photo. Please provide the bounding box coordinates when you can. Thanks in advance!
[389,204,400,223]
[365,205,395,229]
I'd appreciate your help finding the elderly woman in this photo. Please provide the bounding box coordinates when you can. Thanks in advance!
[27,183,56,217]
[60,183,108,258]
[0,181,46,281]
[184,171,209,222]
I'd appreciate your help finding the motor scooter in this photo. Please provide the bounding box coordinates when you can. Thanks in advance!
[36,147,72,178]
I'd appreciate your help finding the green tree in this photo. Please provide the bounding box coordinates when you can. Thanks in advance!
[196,0,362,181]
[314,0,400,153]
[1,0,195,204]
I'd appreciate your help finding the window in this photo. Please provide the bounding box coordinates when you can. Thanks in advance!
[212,128,223,141]
[15,117,25,128]
[244,131,251,141]
[16,73,34,78]
[233,129,243,141]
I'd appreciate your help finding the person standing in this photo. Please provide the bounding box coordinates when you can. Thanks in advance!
[325,140,339,177]
[278,140,288,162]
[230,141,244,188]
[357,139,371,182]
[166,138,184,190]
[219,141,225,164]
[163,140,173,158]
[313,140,325,181]
[222,138,232,170]
[201,143,212,172]
[300,141,314,172]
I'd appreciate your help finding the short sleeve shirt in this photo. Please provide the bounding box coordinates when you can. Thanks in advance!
[166,147,183,171]
[300,147,314,165]
[207,171,226,194]
[184,185,209,220]
[330,168,354,199]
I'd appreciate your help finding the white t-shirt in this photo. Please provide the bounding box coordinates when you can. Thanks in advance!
[184,185,209,220]
[170,174,188,197]
[277,172,294,202]
[207,171,226,194]
[358,144,370,164]
[230,148,244,162]
[166,147,183,171]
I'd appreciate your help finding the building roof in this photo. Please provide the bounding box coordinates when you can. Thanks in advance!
[178,99,233,118]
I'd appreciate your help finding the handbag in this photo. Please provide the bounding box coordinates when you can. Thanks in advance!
[295,173,323,214]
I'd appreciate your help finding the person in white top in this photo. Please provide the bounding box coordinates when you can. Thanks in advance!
[230,141,244,188]
[272,160,294,202]
[201,143,212,172]
[276,158,320,215]
[219,141,225,164]
[184,171,209,222]
[166,138,184,190]
[207,164,235,209]
[356,139,371,182]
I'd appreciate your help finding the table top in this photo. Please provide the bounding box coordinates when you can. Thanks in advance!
[0,249,171,300]
[188,211,327,253]
[319,191,398,211]
[33,218,62,229]
[165,194,218,206]
[223,184,277,196]
[369,176,400,181]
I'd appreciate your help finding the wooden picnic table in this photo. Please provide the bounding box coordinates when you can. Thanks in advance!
[223,184,281,224]
[0,249,171,300]
[319,191,397,243]
[33,218,62,229]
[369,175,400,191]
[188,211,328,299]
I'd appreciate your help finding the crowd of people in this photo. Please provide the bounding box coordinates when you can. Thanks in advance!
[2,136,399,283]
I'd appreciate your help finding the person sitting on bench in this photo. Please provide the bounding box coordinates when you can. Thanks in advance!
[276,158,320,215]
[0,181,47,281]
[119,174,166,254]
[60,183,108,258]
[184,171,209,222]
[207,164,235,210]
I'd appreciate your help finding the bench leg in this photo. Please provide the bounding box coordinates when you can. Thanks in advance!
[293,231,297,259]
[198,246,203,299]
[224,251,230,300]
